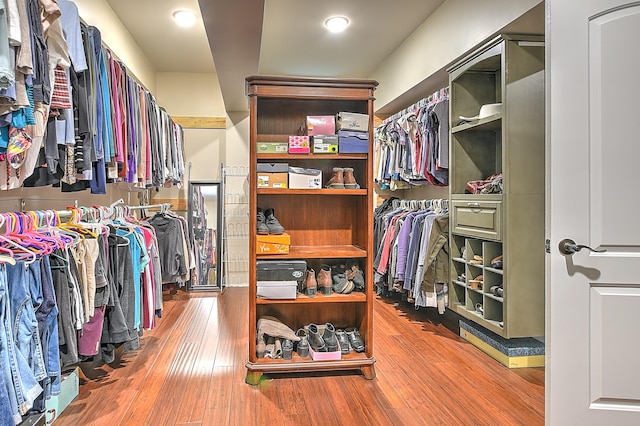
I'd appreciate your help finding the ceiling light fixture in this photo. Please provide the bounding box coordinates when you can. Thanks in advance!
[173,10,197,27]
[325,16,349,33]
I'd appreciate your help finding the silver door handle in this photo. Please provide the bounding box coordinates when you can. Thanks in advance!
[558,238,607,255]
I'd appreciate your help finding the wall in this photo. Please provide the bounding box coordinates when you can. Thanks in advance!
[74,0,157,91]
[371,0,545,115]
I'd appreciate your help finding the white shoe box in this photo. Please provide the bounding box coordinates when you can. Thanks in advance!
[257,280,297,299]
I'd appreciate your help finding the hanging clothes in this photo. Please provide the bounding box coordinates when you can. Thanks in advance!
[375,88,449,190]
[373,198,450,313]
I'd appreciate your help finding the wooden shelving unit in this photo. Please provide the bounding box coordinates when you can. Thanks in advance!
[245,76,378,383]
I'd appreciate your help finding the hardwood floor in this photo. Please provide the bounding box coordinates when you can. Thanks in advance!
[55,287,544,425]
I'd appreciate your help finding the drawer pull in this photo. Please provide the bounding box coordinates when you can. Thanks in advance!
[467,202,481,208]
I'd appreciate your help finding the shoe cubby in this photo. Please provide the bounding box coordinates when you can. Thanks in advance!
[448,35,545,339]
[246,76,378,383]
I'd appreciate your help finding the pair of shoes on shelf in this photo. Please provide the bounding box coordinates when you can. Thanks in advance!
[257,208,285,235]
[303,266,332,297]
[490,254,503,269]
[308,323,339,352]
[345,260,365,291]
[325,167,360,189]
[330,327,365,354]
[490,285,504,297]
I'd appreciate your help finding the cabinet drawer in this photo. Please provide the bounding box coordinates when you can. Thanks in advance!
[451,200,502,241]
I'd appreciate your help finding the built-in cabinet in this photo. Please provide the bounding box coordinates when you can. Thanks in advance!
[245,76,378,382]
[447,35,545,338]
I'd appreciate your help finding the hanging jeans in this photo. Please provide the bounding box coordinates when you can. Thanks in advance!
[1,262,43,423]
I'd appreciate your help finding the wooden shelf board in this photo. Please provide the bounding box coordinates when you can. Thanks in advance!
[257,245,366,259]
[257,292,367,304]
[257,188,367,196]
[257,152,368,160]
[246,353,375,373]
[452,257,466,264]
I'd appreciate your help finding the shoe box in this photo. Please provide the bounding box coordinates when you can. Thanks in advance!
[336,112,369,133]
[338,130,369,153]
[256,259,305,281]
[307,115,336,136]
[257,163,288,188]
[256,233,291,254]
[288,136,310,154]
[257,260,306,299]
[312,135,339,153]
[257,142,289,153]
[288,166,322,189]
[256,280,298,299]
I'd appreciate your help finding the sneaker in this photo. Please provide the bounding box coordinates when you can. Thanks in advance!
[336,329,351,354]
[264,208,285,234]
[256,208,269,235]
[344,326,365,353]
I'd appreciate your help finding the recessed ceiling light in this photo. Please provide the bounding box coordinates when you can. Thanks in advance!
[173,10,197,27]
[325,16,349,33]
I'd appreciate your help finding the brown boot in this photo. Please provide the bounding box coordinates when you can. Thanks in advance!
[317,264,332,296]
[325,167,345,189]
[343,167,359,189]
[305,268,317,297]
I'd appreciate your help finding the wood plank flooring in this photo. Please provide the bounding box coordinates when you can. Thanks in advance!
[55,288,544,425]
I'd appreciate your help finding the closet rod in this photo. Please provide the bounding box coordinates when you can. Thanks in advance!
[129,203,172,211]
[382,86,449,125]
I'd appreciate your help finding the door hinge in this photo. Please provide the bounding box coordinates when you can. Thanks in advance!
[545,239,551,254]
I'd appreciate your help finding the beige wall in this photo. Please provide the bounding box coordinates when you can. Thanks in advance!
[75,0,157,91]
[371,0,544,115]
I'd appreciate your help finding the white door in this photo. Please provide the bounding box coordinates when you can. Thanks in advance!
[548,0,640,424]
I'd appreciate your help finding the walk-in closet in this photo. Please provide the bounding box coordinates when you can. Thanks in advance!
[2,0,634,424]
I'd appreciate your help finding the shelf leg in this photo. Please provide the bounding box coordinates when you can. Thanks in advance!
[361,365,376,380]
[245,370,263,386]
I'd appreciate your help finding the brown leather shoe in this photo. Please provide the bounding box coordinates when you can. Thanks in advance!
[343,167,360,189]
[317,264,332,296]
[305,268,317,297]
[325,167,345,189]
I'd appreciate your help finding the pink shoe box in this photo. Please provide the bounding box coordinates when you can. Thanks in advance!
[307,115,336,136]
[288,135,310,154]
[309,342,342,361]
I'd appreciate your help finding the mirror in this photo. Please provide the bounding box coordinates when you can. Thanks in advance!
[188,180,223,290]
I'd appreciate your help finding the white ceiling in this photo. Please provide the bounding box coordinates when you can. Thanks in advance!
[105,0,446,112]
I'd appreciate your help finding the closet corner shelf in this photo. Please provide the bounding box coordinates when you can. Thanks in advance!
[257,152,368,160]
[257,188,367,196]
[257,292,367,305]
[451,113,502,133]
[256,245,367,260]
